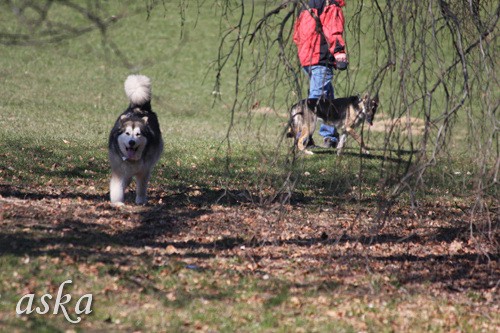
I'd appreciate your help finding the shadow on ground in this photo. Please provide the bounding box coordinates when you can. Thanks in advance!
[0,183,497,292]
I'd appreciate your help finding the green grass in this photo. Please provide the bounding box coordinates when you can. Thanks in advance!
[0,1,497,332]
[2,250,491,332]
[1,1,488,201]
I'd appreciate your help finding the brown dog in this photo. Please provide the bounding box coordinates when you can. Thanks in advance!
[288,94,379,155]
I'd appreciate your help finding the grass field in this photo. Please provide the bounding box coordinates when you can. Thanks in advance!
[0,1,498,332]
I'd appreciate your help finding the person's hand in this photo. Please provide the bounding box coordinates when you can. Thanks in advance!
[334,53,348,70]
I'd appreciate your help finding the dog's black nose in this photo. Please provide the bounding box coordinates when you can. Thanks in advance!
[129,140,136,147]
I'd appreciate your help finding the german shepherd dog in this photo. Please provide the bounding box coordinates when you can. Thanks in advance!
[108,75,163,205]
[288,94,379,155]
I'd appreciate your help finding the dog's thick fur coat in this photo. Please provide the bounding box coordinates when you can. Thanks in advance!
[108,75,163,205]
[289,94,379,155]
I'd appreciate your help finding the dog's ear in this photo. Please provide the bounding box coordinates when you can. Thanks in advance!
[119,114,129,124]
[142,116,149,124]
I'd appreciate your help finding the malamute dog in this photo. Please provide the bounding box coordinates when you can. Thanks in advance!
[288,94,379,155]
[108,75,163,205]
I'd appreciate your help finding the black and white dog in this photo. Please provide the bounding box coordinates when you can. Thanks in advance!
[108,75,163,205]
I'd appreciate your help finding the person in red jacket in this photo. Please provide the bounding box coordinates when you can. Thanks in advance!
[293,0,348,148]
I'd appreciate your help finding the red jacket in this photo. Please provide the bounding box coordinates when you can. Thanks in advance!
[293,0,346,67]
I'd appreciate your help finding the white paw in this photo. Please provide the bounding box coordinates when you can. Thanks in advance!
[304,149,314,155]
[111,201,125,208]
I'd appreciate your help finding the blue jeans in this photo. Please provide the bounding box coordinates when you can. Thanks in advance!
[319,124,338,144]
[303,65,337,143]
[303,65,334,100]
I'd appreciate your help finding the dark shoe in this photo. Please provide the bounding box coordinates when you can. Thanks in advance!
[322,137,338,148]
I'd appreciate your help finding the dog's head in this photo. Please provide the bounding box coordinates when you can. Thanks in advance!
[360,94,379,126]
[117,115,149,161]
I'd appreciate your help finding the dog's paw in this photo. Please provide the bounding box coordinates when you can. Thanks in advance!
[111,201,125,208]
[362,148,371,155]
[304,149,314,155]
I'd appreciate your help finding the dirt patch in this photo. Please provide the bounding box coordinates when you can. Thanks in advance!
[251,106,275,114]
[1,183,497,292]
[371,115,426,136]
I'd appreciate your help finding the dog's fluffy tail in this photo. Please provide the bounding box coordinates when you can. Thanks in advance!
[124,74,151,106]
